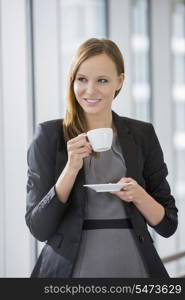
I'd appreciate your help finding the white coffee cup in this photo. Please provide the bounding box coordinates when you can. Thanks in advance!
[86,128,113,152]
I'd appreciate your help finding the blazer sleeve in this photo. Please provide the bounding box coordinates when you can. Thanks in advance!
[25,123,70,242]
[143,124,178,238]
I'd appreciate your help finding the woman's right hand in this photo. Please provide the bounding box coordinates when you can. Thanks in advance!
[66,133,92,172]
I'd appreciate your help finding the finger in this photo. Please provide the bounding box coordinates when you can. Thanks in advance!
[80,151,92,159]
[128,195,133,201]
[116,177,129,184]
[111,190,133,202]
[68,139,91,150]
[121,183,134,191]
[68,146,92,155]
[120,178,133,184]
[126,178,137,185]
[109,191,117,195]
[68,137,87,147]
[68,133,87,145]
[75,139,91,148]
[75,147,92,154]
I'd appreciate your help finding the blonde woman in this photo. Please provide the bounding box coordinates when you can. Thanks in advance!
[26,38,178,278]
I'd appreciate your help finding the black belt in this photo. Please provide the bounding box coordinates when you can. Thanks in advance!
[82,218,133,230]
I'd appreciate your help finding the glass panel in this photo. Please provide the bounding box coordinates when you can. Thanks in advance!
[164,255,185,278]
[172,0,185,276]
[59,0,107,116]
[131,0,151,121]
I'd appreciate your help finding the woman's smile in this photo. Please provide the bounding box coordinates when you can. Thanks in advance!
[83,98,102,106]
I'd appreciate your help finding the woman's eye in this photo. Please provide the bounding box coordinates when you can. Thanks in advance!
[98,79,108,83]
[77,77,87,82]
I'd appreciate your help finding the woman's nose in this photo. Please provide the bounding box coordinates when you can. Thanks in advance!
[85,82,97,95]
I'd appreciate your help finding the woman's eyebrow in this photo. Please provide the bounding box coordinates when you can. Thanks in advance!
[76,73,110,78]
[76,73,86,76]
[97,75,110,78]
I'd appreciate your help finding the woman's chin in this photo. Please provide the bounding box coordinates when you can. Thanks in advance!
[82,106,111,115]
[83,107,103,114]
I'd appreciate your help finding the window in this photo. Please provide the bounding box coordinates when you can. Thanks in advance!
[131,0,151,121]
[59,0,107,116]
[172,0,185,277]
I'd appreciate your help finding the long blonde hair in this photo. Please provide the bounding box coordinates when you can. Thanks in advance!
[63,38,125,141]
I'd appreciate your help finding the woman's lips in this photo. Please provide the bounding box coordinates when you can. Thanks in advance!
[83,98,101,106]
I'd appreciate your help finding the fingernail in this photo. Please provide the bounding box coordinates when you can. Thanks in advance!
[79,133,86,137]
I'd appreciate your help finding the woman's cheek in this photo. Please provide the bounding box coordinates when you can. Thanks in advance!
[74,84,83,101]
[73,82,79,96]
[103,86,116,100]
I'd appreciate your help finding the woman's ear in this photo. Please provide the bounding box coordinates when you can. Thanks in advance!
[116,73,125,91]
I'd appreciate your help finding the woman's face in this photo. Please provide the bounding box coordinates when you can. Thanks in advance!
[73,54,124,116]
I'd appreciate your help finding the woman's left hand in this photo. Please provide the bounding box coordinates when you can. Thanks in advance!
[109,177,147,204]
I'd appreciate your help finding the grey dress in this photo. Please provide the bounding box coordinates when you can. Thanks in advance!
[72,135,149,278]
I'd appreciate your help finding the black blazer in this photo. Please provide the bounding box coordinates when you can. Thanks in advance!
[25,111,178,278]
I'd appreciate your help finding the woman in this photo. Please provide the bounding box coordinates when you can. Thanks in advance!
[26,38,178,278]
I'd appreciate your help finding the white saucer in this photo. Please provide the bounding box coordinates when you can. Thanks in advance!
[83,183,133,192]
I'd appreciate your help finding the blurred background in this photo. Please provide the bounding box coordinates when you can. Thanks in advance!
[0,0,184,277]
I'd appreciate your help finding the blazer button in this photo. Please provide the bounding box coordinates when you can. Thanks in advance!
[138,235,144,243]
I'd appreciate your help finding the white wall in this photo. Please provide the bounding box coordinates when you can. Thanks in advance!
[108,0,133,118]
[33,0,62,124]
[0,0,34,277]
[150,0,178,265]
[0,0,5,276]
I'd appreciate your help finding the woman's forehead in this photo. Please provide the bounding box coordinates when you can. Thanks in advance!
[77,54,117,76]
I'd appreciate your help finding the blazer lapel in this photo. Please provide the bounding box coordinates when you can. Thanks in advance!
[112,111,141,183]
[112,111,144,219]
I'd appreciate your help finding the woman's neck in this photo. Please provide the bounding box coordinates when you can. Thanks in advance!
[85,111,117,135]
[85,112,112,130]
